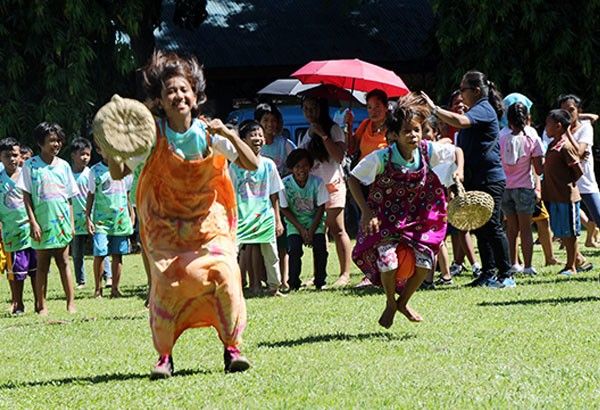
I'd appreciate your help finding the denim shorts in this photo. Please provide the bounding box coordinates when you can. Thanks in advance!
[501,188,536,215]
[93,233,130,256]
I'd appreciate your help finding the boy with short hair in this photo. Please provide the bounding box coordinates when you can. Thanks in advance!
[86,145,133,298]
[543,109,584,275]
[279,148,329,290]
[0,138,37,314]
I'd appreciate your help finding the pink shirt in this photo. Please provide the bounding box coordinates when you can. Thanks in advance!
[499,126,544,189]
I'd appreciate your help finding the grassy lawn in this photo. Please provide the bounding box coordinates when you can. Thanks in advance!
[1,238,599,409]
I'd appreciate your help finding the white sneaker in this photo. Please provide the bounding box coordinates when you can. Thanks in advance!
[471,263,482,278]
[522,267,538,276]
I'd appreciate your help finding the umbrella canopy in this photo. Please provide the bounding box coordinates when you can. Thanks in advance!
[291,59,410,97]
[258,78,366,105]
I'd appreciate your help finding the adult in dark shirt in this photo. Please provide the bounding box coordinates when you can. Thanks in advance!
[422,71,513,288]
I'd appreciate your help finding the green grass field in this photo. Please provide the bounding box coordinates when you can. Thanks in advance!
[1,239,599,409]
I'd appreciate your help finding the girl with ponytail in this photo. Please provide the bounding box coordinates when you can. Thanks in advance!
[421,70,513,288]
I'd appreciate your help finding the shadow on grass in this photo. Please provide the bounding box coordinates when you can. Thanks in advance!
[257,331,415,348]
[478,295,600,307]
[512,275,600,287]
[0,367,212,390]
[45,285,148,302]
[0,313,148,330]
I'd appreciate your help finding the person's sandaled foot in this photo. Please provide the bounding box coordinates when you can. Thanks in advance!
[378,304,396,329]
[354,276,373,288]
[332,274,350,288]
[576,261,593,273]
[67,303,77,314]
[435,276,453,286]
[397,303,423,322]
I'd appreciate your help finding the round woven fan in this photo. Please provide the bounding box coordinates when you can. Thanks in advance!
[92,94,156,160]
[447,179,494,231]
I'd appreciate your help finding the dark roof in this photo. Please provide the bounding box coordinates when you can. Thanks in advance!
[155,0,435,70]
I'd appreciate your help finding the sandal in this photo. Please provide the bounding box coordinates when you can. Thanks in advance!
[576,262,593,273]
[435,276,453,286]
[420,280,435,290]
[557,269,575,276]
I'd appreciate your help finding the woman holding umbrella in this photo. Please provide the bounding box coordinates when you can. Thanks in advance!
[422,70,513,288]
[298,96,352,287]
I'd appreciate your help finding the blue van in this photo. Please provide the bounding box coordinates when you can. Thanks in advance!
[227,105,368,144]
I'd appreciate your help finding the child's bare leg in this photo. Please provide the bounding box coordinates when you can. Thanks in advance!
[93,256,105,297]
[54,246,76,313]
[35,250,51,315]
[8,279,24,312]
[535,219,559,265]
[450,233,465,265]
[396,267,428,322]
[459,231,477,266]
[29,274,37,306]
[327,208,352,284]
[279,248,289,289]
[248,245,262,293]
[378,269,397,329]
[438,242,451,280]
[506,214,519,265]
[111,254,123,297]
[562,236,577,272]
[517,213,534,268]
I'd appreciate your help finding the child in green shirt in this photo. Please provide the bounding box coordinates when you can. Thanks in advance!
[279,149,328,290]
[86,144,133,298]
[17,122,77,315]
[0,138,38,314]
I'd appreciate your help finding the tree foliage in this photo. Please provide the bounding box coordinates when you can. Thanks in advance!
[0,0,162,147]
[432,0,600,122]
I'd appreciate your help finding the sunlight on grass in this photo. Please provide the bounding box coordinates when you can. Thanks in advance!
[1,238,599,408]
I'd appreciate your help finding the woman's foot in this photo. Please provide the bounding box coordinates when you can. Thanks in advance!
[150,355,174,379]
[94,288,103,298]
[378,303,396,329]
[332,273,350,288]
[67,303,77,314]
[37,308,49,316]
[545,258,562,267]
[397,303,423,322]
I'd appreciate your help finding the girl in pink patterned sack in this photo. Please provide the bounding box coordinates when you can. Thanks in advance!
[348,94,463,328]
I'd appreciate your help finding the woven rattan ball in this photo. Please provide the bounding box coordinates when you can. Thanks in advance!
[447,182,494,231]
[92,95,156,159]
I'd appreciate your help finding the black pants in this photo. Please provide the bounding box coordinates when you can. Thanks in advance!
[471,180,511,278]
[288,233,328,289]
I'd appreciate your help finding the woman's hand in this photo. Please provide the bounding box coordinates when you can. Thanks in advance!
[360,211,380,236]
[420,91,437,110]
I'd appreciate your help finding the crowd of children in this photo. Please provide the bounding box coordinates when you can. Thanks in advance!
[0,52,598,378]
